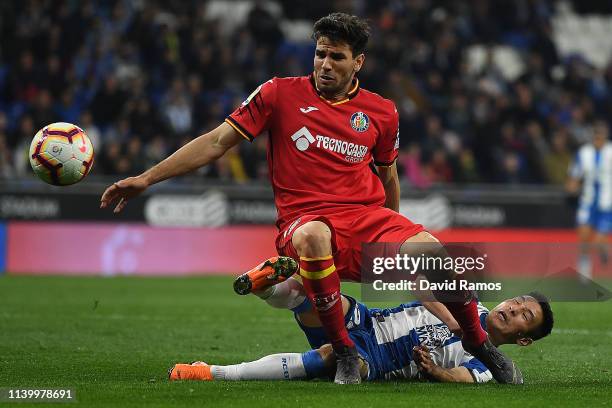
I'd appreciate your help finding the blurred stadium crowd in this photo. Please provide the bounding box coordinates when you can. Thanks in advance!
[1,0,611,186]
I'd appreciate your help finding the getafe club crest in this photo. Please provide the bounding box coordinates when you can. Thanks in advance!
[350,111,369,132]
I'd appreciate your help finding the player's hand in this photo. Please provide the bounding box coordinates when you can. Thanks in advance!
[413,345,435,375]
[100,176,149,213]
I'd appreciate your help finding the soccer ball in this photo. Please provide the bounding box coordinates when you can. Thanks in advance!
[29,122,94,186]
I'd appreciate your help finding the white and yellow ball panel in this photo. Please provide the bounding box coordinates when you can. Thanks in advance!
[29,122,94,186]
[40,137,73,162]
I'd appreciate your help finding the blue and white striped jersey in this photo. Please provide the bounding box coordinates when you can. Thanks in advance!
[570,142,612,212]
[298,298,494,382]
[356,301,492,382]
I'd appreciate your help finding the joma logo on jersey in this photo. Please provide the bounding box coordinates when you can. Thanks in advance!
[290,126,368,163]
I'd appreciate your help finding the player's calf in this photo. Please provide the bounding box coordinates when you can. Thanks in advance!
[399,232,524,382]
[170,352,328,381]
[400,233,487,346]
[298,253,360,384]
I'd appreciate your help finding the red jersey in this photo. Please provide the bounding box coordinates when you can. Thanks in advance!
[226,75,399,230]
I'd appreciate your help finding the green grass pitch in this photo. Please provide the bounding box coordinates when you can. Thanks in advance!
[1,276,611,407]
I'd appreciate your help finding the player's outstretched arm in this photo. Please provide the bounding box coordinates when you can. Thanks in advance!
[100,122,243,213]
[413,346,474,383]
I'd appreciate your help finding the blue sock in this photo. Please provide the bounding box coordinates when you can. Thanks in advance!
[301,350,328,379]
[290,297,312,314]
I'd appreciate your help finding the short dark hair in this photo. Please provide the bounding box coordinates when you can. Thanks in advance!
[312,13,370,56]
[526,291,554,340]
[593,119,609,135]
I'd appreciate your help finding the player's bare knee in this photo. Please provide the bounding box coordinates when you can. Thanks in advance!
[400,231,455,283]
[400,231,445,258]
[292,221,332,257]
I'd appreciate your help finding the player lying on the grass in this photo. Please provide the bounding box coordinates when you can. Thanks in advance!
[169,259,554,383]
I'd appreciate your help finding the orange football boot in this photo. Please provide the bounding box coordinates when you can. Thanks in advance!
[233,256,298,295]
[168,361,213,381]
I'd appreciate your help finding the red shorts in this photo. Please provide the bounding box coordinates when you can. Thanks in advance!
[275,206,424,281]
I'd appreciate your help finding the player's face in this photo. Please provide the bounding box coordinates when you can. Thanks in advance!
[313,37,364,100]
[486,295,544,346]
[593,123,608,149]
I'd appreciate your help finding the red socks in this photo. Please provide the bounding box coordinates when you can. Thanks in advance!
[444,299,487,346]
[298,256,487,349]
[299,256,354,352]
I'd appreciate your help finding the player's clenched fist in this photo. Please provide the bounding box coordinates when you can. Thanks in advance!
[100,176,149,213]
